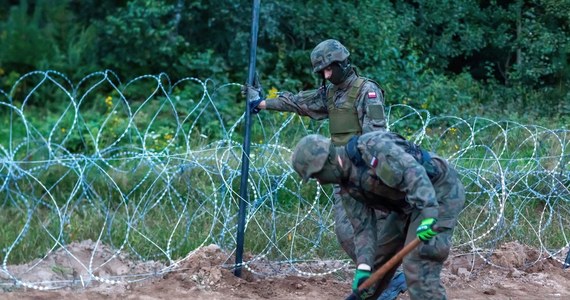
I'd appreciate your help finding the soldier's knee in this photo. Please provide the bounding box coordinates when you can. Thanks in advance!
[418,232,452,262]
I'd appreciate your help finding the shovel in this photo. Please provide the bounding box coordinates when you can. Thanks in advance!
[345,238,422,300]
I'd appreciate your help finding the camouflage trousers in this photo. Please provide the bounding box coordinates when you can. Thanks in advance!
[372,211,452,300]
[333,185,389,261]
[333,186,402,298]
[373,170,464,299]
[334,162,465,300]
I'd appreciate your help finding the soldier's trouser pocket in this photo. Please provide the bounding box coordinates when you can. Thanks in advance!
[418,230,452,262]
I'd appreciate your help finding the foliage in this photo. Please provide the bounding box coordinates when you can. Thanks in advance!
[97,0,189,78]
[0,0,99,80]
[391,0,570,116]
[0,0,56,73]
[0,0,568,126]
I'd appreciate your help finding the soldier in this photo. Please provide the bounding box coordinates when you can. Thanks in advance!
[244,39,406,299]
[291,132,466,300]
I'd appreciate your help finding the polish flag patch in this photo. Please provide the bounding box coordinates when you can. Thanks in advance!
[370,157,378,168]
[368,91,377,99]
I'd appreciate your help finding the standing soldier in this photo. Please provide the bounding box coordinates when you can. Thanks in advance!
[291,132,466,300]
[244,39,406,299]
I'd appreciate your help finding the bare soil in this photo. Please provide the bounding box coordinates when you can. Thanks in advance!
[1,241,569,299]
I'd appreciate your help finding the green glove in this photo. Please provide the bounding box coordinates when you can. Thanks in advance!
[352,268,370,292]
[416,218,438,241]
[352,265,375,299]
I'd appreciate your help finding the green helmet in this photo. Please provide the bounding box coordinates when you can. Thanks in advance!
[310,39,350,73]
[291,134,331,182]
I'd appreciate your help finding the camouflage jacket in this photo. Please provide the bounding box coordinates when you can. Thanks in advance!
[340,131,465,266]
[264,70,386,138]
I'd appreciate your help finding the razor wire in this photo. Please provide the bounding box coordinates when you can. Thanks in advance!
[0,70,569,290]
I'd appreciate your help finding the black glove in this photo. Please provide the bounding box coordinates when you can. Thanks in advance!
[248,98,263,114]
[242,83,262,101]
[241,74,264,114]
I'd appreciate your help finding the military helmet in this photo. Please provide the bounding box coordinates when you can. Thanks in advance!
[291,134,331,182]
[310,39,350,73]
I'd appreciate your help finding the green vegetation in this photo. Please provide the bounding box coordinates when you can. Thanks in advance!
[1,1,569,264]
[0,0,568,123]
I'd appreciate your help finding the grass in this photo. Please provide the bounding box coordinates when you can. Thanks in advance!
[0,147,344,265]
[0,192,344,265]
[5,156,568,266]
[1,89,569,267]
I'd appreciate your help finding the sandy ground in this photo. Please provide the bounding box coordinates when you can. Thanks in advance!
[1,241,570,300]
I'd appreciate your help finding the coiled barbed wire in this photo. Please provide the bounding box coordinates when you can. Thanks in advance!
[0,70,569,290]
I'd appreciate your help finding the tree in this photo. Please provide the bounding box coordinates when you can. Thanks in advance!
[97,0,189,78]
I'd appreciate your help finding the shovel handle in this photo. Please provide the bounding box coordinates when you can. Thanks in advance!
[357,238,422,291]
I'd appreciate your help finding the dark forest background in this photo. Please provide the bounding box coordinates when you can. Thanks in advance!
[1,0,569,123]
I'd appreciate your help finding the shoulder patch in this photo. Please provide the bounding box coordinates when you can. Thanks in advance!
[370,157,378,168]
[367,91,377,99]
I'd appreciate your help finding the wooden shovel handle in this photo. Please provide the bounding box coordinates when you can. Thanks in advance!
[358,238,422,291]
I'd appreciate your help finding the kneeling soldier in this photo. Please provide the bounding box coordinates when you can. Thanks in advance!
[291,132,465,300]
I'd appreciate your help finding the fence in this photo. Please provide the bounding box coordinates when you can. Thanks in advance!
[1,70,569,290]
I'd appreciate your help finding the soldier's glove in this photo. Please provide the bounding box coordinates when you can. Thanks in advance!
[249,98,263,114]
[352,264,375,299]
[241,84,264,114]
[416,218,438,241]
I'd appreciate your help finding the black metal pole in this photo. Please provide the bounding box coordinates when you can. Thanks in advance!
[235,0,261,277]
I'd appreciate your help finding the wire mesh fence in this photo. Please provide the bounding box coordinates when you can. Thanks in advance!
[1,70,569,290]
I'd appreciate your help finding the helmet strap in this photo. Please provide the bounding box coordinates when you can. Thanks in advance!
[339,59,351,73]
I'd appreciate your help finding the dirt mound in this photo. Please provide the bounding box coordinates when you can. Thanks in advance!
[491,241,541,269]
[158,244,349,299]
[436,241,570,300]
[0,239,165,289]
[1,240,570,299]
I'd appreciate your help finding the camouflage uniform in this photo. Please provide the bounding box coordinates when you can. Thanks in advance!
[291,132,466,300]
[263,72,386,140]
[263,40,386,262]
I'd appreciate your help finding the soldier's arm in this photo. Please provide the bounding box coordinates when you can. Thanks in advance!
[262,88,329,120]
[373,143,439,220]
[341,195,377,267]
[356,81,386,133]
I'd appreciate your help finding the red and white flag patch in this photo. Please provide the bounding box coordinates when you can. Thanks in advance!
[370,157,378,168]
[368,91,377,99]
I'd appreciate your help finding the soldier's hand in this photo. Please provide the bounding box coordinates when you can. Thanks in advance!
[249,98,263,114]
[241,83,264,114]
[352,264,375,299]
[241,84,262,101]
[416,218,438,241]
[242,73,264,100]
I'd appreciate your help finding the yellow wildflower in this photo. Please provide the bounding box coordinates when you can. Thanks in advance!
[267,87,278,99]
